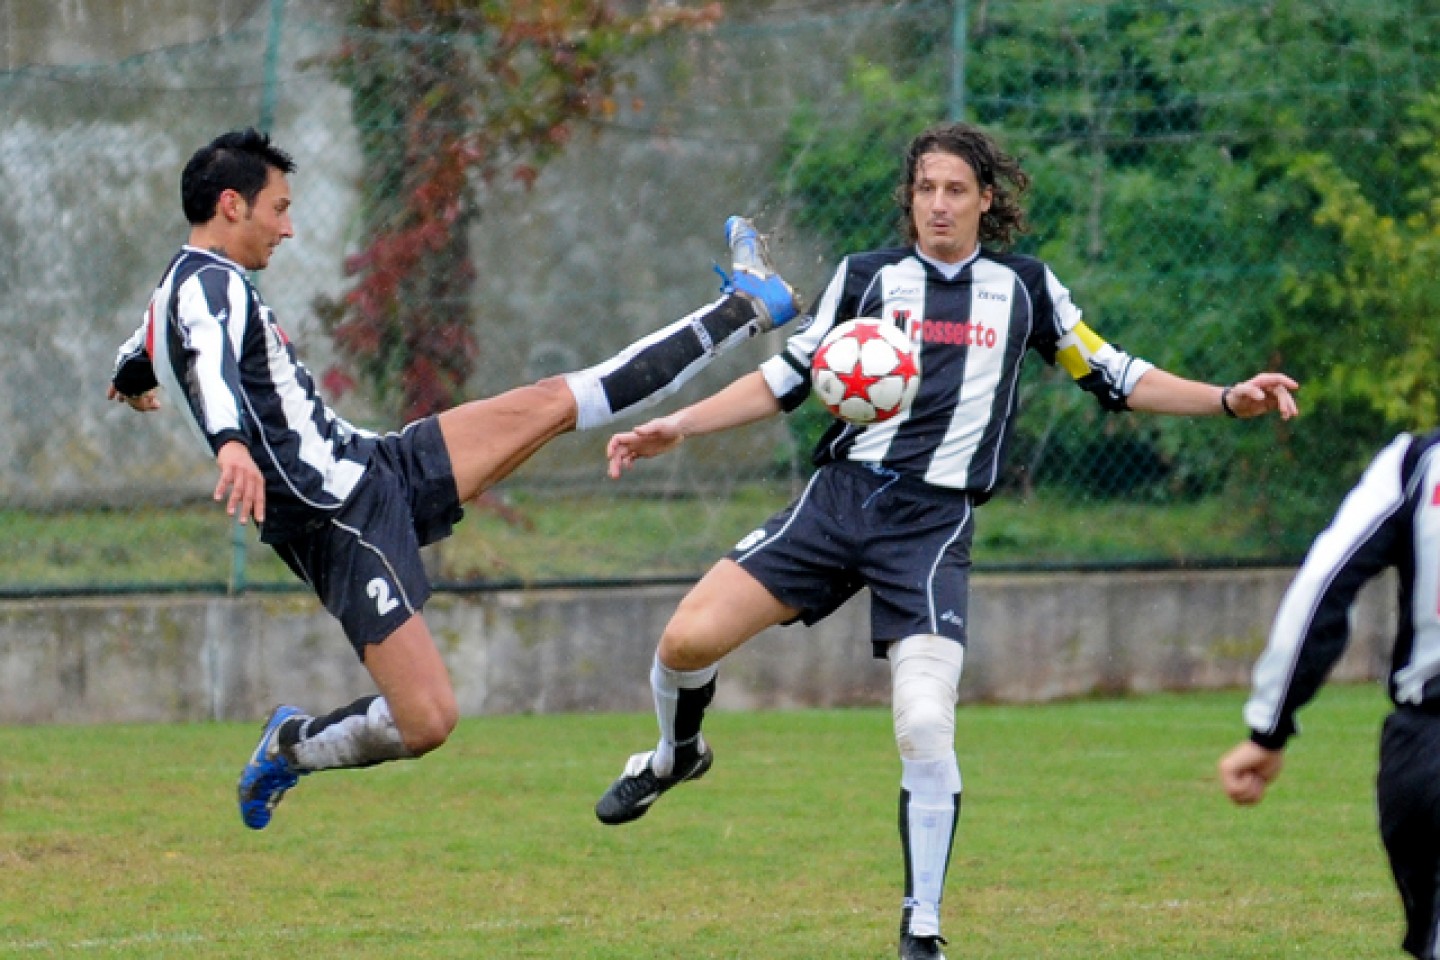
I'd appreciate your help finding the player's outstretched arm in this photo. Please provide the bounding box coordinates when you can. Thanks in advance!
[1218,740,1285,805]
[1127,369,1299,420]
[607,371,781,479]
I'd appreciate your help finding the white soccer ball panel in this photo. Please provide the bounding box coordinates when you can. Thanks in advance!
[865,374,906,412]
[857,340,903,377]
[813,368,847,407]
[837,396,881,424]
[899,370,922,409]
[821,336,862,373]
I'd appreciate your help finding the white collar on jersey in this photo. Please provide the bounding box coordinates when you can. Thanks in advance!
[914,245,981,281]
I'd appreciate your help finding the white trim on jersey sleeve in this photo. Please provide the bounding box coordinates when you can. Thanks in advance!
[113,320,147,373]
[759,352,804,400]
[761,257,851,402]
[1044,265,1085,337]
[176,270,246,438]
[1243,434,1411,734]
[1046,266,1155,398]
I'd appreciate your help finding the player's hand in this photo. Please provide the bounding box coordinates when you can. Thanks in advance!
[107,384,162,412]
[214,441,266,525]
[1227,373,1300,421]
[1218,740,1284,805]
[607,416,685,479]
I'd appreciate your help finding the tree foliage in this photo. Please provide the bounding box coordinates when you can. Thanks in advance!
[315,0,720,425]
[1279,94,1440,445]
[775,0,1439,544]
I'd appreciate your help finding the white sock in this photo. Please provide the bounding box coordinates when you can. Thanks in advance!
[565,297,759,431]
[900,756,962,938]
[290,697,412,771]
[649,654,717,777]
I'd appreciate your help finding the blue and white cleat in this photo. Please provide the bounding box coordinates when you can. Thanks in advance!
[720,215,803,331]
[237,705,307,830]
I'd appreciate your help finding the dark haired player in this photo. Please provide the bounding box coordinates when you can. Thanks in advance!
[594,121,1300,960]
[1221,429,1440,960]
[108,127,802,831]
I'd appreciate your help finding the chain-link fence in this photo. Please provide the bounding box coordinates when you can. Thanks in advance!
[2,0,1436,591]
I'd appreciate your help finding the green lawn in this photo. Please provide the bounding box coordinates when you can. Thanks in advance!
[0,488,1294,592]
[0,685,1397,958]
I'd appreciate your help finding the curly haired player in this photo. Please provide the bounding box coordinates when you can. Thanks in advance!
[595,121,1299,960]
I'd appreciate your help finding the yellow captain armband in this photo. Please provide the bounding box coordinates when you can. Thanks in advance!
[1055,322,1110,380]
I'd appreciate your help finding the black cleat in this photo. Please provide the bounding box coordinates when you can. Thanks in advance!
[899,933,948,960]
[595,744,714,825]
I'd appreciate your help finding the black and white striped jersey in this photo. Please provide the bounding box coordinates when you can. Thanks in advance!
[112,246,378,543]
[759,245,1152,497]
[1245,431,1440,748]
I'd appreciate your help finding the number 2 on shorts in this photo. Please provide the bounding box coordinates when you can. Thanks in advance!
[366,577,399,615]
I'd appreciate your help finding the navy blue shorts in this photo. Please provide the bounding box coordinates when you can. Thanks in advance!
[727,461,974,658]
[274,417,463,655]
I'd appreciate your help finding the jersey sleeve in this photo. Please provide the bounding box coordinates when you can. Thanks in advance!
[111,310,159,398]
[759,257,851,413]
[1243,434,1413,748]
[1032,266,1153,412]
[167,268,252,453]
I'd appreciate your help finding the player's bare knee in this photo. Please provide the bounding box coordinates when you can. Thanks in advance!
[657,620,720,673]
[399,699,458,756]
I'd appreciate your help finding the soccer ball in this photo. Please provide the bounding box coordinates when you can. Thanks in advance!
[810,318,921,425]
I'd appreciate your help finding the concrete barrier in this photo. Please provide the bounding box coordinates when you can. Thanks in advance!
[0,568,1394,725]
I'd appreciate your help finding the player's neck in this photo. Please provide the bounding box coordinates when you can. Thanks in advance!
[916,244,980,279]
[188,225,247,269]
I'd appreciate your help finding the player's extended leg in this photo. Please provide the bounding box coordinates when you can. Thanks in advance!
[890,634,965,960]
[595,558,796,825]
[237,614,457,830]
[439,217,801,500]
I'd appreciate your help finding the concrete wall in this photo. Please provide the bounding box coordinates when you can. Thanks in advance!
[0,568,1395,725]
[0,0,263,70]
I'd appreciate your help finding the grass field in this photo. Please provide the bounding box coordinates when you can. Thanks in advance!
[0,685,1396,959]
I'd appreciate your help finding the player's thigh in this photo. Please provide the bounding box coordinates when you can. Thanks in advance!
[362,614,458,753]
[660,558,797,670]
[438,376,576,502]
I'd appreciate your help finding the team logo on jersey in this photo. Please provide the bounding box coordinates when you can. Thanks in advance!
[977,289,1009,303]
[891,309,917,338]
[1432,482,1440,506]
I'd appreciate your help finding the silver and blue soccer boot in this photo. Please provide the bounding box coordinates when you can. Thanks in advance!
[719,215,803,331]
[237,705,308,830]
